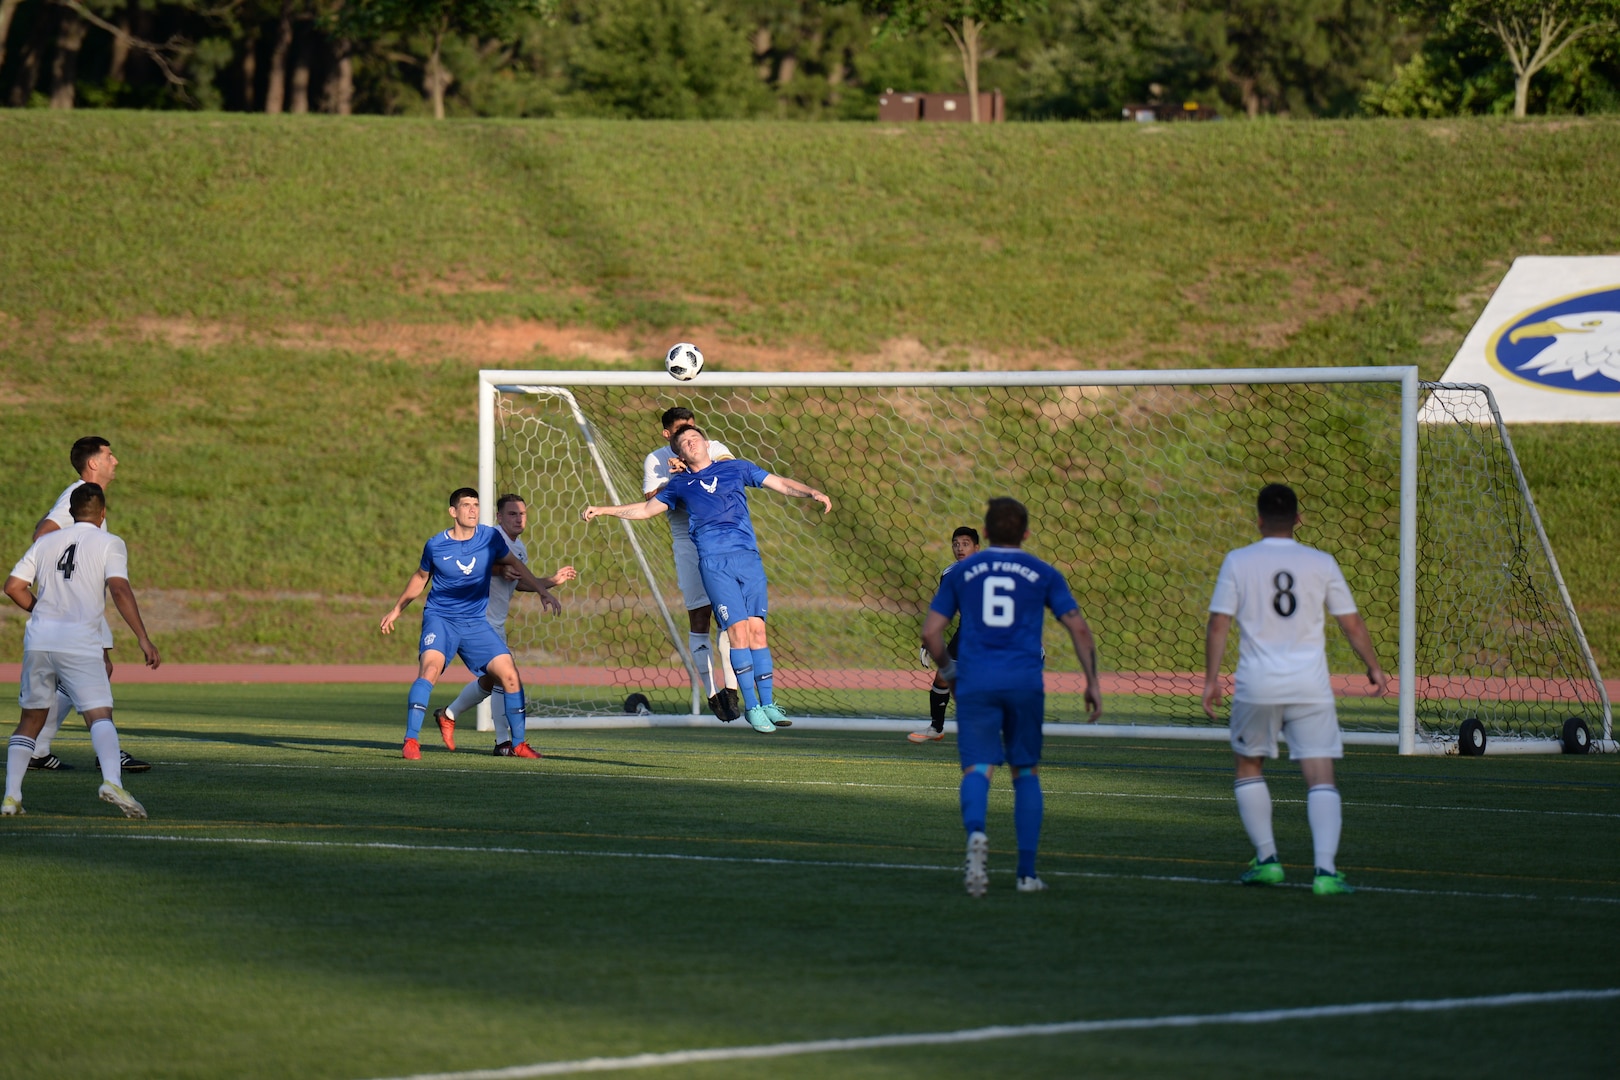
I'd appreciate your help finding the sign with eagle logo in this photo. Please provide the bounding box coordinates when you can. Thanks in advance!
[1428,256,1620,423]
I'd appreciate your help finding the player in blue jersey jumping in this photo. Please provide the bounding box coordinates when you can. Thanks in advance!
[923,497,1101,897]
[381,488,563,760]
[581,425,832,734]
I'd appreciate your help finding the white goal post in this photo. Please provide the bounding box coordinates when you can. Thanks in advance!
[476,366,1611,755]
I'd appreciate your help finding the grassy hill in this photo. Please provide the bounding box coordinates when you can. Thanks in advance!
[0,111,1614,669]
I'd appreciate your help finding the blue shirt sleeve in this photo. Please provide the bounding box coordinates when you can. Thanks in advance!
[486,527,511,564]
[1046,569,1079,619]
[419,541,434,575]
[928,573,960,619]
[654,486,678,509]
[744,461,769,487]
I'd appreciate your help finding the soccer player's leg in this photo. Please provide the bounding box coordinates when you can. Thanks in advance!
[734,553,791,727]
[1229,700,1284,885]
[955,687,1006,897]
[1004,687,1047,891]
[27,688,73,771]
[674,534,723,709]
[404,617,454,759]
[1287,705,1351,895]
[55,653,144,818]
[440,674,495,752]
[467,628,534,758]
[701,558,773,732]
[5,656,59,815]
[914,632,958,743]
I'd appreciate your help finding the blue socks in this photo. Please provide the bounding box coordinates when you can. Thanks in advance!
[504,687,527,746]
[1013,768,1043,879]
[960,765,991,835]
[752,647,774,706]
[730,647,760,710]
[405,678,433,740]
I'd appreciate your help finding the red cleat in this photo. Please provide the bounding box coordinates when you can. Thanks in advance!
[402,738,422,760]
[434,708,457,752]
[511,742,542,759]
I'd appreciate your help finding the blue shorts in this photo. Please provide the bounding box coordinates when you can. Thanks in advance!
[698,551,769,630]
[955,685,1045,769]
[419,612,510,677]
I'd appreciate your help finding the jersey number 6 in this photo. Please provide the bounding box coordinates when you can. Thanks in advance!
[983,576,1017,627]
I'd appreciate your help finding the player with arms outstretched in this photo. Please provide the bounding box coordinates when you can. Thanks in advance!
[923,498,1101,897]
[643,407,743,722]
[4,484,160,818]
[910,525,980,744]
[381,488,562,760]
[583,425,832,734]
[433,494,574,755]
[1202,483,1387,896]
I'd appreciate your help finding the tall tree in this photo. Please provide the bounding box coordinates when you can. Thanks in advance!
[1404,0,1619,115]
[858,0,1043,121]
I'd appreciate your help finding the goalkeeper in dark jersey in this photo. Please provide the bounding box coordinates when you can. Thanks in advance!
[909,526,980,744]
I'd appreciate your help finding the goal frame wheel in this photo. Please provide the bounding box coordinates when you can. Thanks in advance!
[1458,717,1487,756]
[1562,717,1592,755]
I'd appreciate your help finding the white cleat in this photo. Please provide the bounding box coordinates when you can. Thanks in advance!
[907,728,944,743]
[964,830,989,898]
[1,795,23,816]
[1016,876,1048,893]
[98,782,147,820]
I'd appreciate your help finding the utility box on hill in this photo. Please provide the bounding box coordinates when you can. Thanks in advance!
[879,90,1005,123]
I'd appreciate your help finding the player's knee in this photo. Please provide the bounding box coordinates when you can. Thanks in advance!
[1013,765,1038,779]
[963,763,993,777]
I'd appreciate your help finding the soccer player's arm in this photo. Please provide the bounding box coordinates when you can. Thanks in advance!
[381,547,434,635]
[31,517,60,541]
[4,546,39,611]
[582,496,671,522]
[708,440,735,463]
[496,553,562,614]
[106,555,160,669]
[1058,608,1102,723]
[921,577,957,680]
[1329,565,1387,696]
[1203,557,1238,719]
[518,566,576,591]
[643,450,667,499]
[761,472,832,514]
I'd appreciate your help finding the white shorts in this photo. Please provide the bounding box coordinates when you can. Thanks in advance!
[19,650,113,713]
[671,530,710,611]
[1229,699,1342,760]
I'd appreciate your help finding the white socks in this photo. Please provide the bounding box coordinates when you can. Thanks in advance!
[491,688,510,743]
[689,632,716,697]
[32,690,71,758]
[1234,777,1277,862]
[89,720,122,787]
[717,629,739,691]
[1307,784,1342,874]
[6,735,34,801]
[446,679,491,724]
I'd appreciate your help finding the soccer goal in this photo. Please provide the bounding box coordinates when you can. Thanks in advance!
[477,366,1610,756]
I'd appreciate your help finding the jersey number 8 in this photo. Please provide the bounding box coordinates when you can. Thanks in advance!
[983,576,1017,627]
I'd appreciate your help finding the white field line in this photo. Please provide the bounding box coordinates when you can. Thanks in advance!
[364,987,1620,1079]
[148,760,1620,821]
[12,831,1620,906]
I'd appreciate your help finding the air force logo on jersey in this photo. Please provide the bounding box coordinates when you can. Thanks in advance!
[456,558,476,575]
[699,477,719,494]
[1491,287,1620,395]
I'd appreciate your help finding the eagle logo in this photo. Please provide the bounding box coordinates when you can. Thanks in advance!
[456,558,477,575]
[699,477,719,494]
[1491,286,1620,395]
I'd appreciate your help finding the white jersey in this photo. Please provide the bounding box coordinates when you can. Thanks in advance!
[43,480,114,648]
[1209,537,1357,705]
[484,533,527,628]
[9,523,130,657]
[642,439,733,536]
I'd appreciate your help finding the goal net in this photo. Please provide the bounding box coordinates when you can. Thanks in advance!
[479,368,1609,753]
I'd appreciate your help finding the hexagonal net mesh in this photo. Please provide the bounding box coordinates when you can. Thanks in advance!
[488,376,1607,744]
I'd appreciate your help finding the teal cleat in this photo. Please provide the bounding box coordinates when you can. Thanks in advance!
[1240,856,1285,886]
[761,703,792,728]
[744,706,777,733]
[1312,869,1355,896]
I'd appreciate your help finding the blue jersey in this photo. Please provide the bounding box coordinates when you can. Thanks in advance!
[929,547,1079,689]
[419,525,511,621]
[654,458,771,557]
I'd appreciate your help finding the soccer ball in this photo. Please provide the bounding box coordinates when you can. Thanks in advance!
[665,342,704,381]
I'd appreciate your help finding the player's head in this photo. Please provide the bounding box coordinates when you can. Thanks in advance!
[1257,483,1300,535]
[496,493,527,537]
[68,482,106,523]
[671,424,708,465]
[661,407,697,438]
[950,526,980,560]
[983,498,1028,547]
[71,436,115,482]
[447,487,480,527]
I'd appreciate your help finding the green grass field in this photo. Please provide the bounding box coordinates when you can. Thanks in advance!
[2,684,1616,1078]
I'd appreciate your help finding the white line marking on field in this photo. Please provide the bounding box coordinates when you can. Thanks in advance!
[12,831,1620,906]
[147,761,1620,820]
[363,988,1620,1079]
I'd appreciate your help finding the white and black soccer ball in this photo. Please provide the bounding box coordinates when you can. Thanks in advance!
[665,342,704,381]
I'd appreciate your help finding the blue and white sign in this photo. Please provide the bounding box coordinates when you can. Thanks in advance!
[1431,257,1620,422]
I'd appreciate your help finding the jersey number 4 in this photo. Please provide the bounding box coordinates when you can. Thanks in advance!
[983,576,1018,627]
[56,544,78,581]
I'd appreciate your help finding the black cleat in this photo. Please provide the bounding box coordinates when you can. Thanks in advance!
[98,751,151,773]
[709,690,742,723]
[28,753,72,771]
[492,741,514,757]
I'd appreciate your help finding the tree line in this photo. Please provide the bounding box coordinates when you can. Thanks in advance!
[1,1,1615,120]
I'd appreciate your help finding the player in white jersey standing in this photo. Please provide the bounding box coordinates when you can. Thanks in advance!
[25,435,150,775]
[1201,483,1387,896]
[4,484,160,817]
[433,494,575,755]
[642,407,744,723]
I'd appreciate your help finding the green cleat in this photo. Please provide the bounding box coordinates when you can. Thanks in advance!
[744,706,777,733]
[1,795,23,816]
[1312,869,1355,896]
[98,782,147,820]
[1240,856,1285,886]
[761,703,792,728]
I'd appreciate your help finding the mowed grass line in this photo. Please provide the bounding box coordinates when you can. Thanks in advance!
[1,684,1617,1078]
